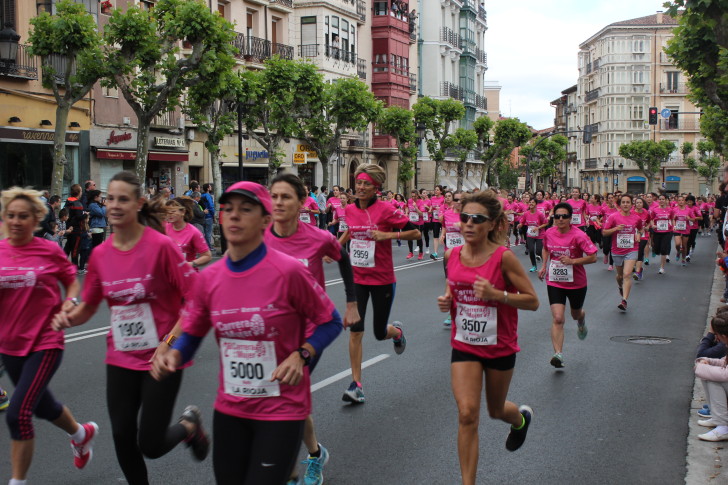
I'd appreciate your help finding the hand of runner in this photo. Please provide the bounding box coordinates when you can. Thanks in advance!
[558,255,574,265]
[473,275,497,301]
[150,349,180,381]
[538,265,547,281]
[343,302,360,329]
[370,230,390,241]
[323,256,334,264]
[50,310,73,331]
[271,352,305,386]
[437,294,452,312]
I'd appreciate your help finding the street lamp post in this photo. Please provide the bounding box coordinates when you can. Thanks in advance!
[604,158,624,192]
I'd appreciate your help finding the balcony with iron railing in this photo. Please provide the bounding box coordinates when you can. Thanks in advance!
[299,44,319,58]
[152,110,179,128]
[661,119,701,131]
[325,45,357,64]
[586,122,599,134]
[440,27,462,50]
[232,33,293,62]
[473,47,487,65]
[660,82,687,94]
[46,54,76,84]
[585,158,598,170]
[441,81,463,101]
[474,94,487,110]
[409,72,416,93]
[0,44,38,80]
[357,58,367,79]
[356,0,366,22]
[585,88,599,103]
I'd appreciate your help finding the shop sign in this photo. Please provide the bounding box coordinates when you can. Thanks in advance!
[296,143,318,158]
[293,152,307,164]
[246,149,269,161]
[0,127,79,144]
[107,130,133,146]
[154,136,186,148]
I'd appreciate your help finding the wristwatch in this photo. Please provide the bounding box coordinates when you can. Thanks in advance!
[66,297,80,306]
[296,347,312,366]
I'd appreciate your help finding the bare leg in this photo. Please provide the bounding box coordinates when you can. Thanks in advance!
[302,415,319,455]
[11,439,34,480]
[622,259,636,300]
[550,304,566,353]
[451,362,484,485]
[349,331,363,383]
[52,405,81,435]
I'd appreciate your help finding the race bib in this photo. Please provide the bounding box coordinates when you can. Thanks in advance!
[110,303,159,352]
[656,219,669,231]
[220,339,280,398]
[571,213,582,225]
[507,213,515,222]
[298,259,309,267]
[446,231,464,248]
[338,220,348,231]
[423,212,430,222]
[616,233,634,249]
[527,226,539,238]
[409,212,419,223]
[351,239,376,268]
[454,303,497,346]
[675,220,686,231]
[299,212,311,224]
[549,260,574,283]
[433,210,440,220]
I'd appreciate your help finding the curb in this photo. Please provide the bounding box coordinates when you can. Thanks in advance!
[685,263,728,484]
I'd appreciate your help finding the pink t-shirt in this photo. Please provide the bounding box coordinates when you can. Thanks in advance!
[672,207,693,235]
[650,201,660,211]
[535,200,551,217]
[430,195,445,221]
[687,205,701,229]
[0,238,75,356]
[446,246,519,358]
[82,227,195,371]
[632,208,651,232]
[649,206,675,233]
[333,204,347,231]
[406,199,424,226]
[165,222,209,263]
[345,199,410,285]
[442,207,462,249]
[419,198,432,223]
[519,211,547,239]
[601,205,619,221]
[566,199,587,226]
[299,197,319,226]
[603,212,643,255]
[542,226,598,289]
[182,249,335,421]
[326,197,341,211]
[586,204,603,227]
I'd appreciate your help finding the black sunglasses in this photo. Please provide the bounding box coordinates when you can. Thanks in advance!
[453,198,461,202]
[553,213,571,220]
[459,212,491,224]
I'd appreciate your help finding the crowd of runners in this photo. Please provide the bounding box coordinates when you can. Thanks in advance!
[0,167,722,485]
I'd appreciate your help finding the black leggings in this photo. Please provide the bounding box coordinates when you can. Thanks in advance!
[432,222,442,238]
[688,228,698,251]
[2,350,64,440]
[526,237,543,267]
[350,283,396,340]
[213,411,304,485]
[602,235,614,265]
[637,239,648,261]
[422,222,432,248]
[586,225,602,247]
[408,237,423,253]
[107,365,187,485]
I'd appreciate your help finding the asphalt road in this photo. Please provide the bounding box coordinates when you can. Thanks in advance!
[0,234,717,484]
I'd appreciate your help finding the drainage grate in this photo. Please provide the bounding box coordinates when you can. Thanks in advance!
[610,336,673,345]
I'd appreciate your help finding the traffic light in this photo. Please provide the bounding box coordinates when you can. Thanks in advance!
[583,125,592,144]
[649,107,658,125]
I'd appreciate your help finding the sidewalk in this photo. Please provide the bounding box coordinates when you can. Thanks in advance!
[685,264,728,484]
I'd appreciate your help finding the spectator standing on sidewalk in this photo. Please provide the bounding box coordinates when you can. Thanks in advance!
[317,185,328,229]
[36,195,61,238]
[200,183,216,250]
[184,181,199,197]
[87,190,107,250]
[189,191,206,235]
[80,181,96,210]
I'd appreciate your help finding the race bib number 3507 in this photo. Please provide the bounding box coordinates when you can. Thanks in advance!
[454,303,498,346]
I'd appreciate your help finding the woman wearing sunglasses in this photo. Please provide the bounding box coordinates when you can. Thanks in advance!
[517,199,548,273]
[539,202,597,368]
[437,191,538,485]
[602,194,643,312]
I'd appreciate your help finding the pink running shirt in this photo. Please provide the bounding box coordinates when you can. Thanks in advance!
[519,211,547,239]
[0,238,75,356]
[299,197,319,226]
[165,222,209,263]
[82,227,195,371]
[672,207,693,235]
[182,249,335,421]
[406,198,424,226]
[649,206,675,233]
[542,226,598,289]
[566,198,587,227]
[603,212,643,255]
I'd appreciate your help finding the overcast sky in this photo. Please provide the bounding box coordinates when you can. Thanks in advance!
[484,0,668,129]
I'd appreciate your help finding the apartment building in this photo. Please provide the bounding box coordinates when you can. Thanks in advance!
[0,0,92,195]
[576,12,711,196]
[417,0,488,190]
[549,84,578,191]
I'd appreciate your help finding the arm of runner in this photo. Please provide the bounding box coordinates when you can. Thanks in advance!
[59,279,82,313]
[51,301,101,331]
[379,221,421,241]
[559,251,597,266]
[336,247,360,328]
[475,250,538,311]
[338,229,351,245]
[538,247,550,281]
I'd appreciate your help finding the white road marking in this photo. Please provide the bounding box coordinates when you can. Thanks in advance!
[65,328,109,343]
[311,354,390,393]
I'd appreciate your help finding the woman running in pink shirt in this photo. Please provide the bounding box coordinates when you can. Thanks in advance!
[164,198,212,270]
[649,194,675,275]
[406,189,425,260]
[0,187,98,483]
[603,194,643,311]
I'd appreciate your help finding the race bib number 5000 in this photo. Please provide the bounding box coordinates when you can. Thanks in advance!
[351,239,376,268]
[221,339,280,398]
[111,302,159,351]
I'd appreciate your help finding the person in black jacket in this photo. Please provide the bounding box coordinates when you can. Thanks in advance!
[35,195,61,237]
[64,184,85,266]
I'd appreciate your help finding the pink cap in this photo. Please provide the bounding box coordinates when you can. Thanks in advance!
[219,181,273,215]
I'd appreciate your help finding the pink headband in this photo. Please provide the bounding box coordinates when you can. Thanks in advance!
[356,172,380,188]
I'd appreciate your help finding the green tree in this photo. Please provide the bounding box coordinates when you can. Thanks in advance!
[103,0,236,186]
[521,135,567,191]
[377,106,417,193]
[412,97,465,185]
[238,57,321,182]
[298,78,382,189]
[665,1,728,154]
[477,117,532,188]
[688,140,722,192]
[618,139,676,192]
[450,128,478,191]
[185,68,240,203]
[28,0,105,196]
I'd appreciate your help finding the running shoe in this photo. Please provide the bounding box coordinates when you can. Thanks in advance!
[524,249,529,255]
[342,381,365,404]
[0,389,8,412]
[180,405,210,461]
[426,249,430,254]
[658,267,665,275]
[505,405,533,452]
[644,258,650,266]
[687,253,692,262]
[577,318,587,340]
[637,270,643,281]
[443,316,451,328]
[417,253,424,260]
[666,256,671,263]
[698,405,711,418]
[71,422,99,469]
[632,272,639,281]
[302,444,330,485]
[608,265,613,271]
[682,260,687,267]
[550,353,564,368]
[529,266,537,273]
[392,321,406,355]
[535,255,542,263]
[618,286,623,296]
[406,252,413,259]
[603,254,608,264]
[618,299,627,312]
[430,253,437,260]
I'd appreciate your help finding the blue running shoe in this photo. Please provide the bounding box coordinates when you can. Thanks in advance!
[698,406,711,418]
[342,381,365,404]
[529,266,537,273]
[443,316,451,328]
[302,444,329,485]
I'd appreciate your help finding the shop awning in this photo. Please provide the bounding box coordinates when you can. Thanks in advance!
[96,149,188,162]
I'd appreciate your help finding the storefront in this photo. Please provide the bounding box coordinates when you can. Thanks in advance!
[0,127,87,196]
[626,176,646,195]
[665,175,680,194]
[91,128,189,195]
